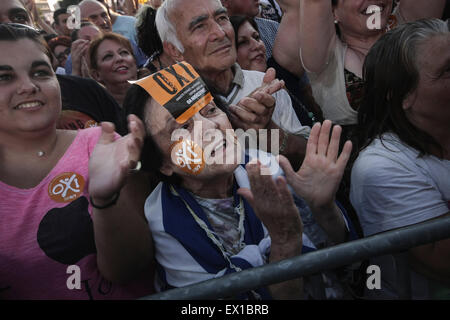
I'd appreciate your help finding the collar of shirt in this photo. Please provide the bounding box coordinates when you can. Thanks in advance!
[224,63,245,104]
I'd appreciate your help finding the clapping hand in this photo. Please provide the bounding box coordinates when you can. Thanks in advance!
[228,68,284,131]
[71,39,90,77]
[238,160,303,243]
[88,115,145,205]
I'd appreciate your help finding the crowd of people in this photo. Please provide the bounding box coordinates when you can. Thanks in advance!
[0,0,449,300]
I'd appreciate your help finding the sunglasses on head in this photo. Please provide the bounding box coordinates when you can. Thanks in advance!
[56,47,71,61]
[0,23,45,34]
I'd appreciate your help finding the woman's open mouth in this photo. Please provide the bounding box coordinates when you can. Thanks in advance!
[115,66,129,74]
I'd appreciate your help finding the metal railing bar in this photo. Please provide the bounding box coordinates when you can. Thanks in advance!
[141,215,450,300]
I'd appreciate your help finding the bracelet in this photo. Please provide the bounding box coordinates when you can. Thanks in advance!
[90,191,120,209]
[279,129,289,154]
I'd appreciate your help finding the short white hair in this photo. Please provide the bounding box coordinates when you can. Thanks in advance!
[155,0,185,53]
[155,0,225,54]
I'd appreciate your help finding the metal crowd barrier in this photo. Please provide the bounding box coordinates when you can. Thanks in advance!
[141,215,450,300]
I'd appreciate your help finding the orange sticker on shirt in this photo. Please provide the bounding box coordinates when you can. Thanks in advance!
[132,61,213,124]
[170,139,205,175]
[57,110,96,131]
[48,172,85,203]
[84,120,98,129]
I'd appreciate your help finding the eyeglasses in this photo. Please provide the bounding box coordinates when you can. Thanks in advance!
[56,48,71,62]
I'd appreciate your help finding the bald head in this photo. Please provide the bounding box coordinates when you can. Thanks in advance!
[79,0,112,32]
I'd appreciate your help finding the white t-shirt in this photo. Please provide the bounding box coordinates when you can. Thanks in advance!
[350,133,450,298]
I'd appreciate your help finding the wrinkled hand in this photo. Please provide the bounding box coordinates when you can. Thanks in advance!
[228,68,283,131]
[229,93,276,131]
[278,120,352,210]
[88,115,145,203]
[238,160,302,242]
[253,67,285,96]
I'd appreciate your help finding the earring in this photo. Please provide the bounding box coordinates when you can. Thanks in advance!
[334,20,338,24]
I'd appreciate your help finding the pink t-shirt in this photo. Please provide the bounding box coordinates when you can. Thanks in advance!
[0,127,154,299]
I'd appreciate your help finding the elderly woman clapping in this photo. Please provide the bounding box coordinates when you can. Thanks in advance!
[116,62,355,299]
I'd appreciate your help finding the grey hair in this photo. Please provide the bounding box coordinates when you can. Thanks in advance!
[155,0,225,54]
[155,0,185,53]
[402,19,449,70]
[355,18,449,158]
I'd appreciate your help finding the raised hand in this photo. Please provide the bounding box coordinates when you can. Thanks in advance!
[88,115,145,205]
[71,39,90,77]
[278,120,352,211]
[238,160,304,298]
[237,160,302,243]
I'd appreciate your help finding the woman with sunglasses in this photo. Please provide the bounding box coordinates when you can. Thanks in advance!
[48,35,71,70]
[0,24,154,299]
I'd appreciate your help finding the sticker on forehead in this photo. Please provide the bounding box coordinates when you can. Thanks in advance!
[170,139,205,175]
[131,61,213,124]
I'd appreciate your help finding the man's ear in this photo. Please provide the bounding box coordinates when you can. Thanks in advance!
[163,41,184,63]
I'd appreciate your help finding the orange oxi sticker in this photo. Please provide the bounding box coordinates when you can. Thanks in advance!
[48,172,85,203]
[57,110,96,131]
[132,61,213,124]
[84,120,98,129]
[170,139,205,175]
